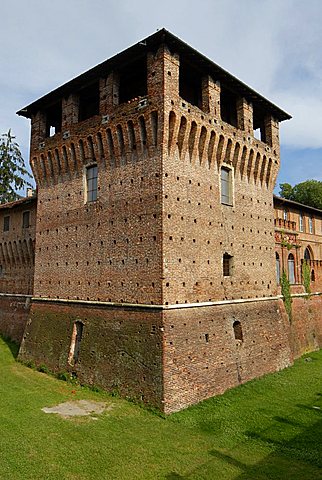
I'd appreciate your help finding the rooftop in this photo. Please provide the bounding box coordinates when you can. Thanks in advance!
[17,29,291,122]
[273,195,322,216]
[0,195,37,211]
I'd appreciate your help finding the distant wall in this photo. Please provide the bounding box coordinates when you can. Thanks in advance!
[0,197,36,296]
[289,293,322,358]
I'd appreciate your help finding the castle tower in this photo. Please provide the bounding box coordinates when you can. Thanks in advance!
[17,30,292,412]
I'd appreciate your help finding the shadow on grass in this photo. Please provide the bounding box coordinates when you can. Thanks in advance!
[166,417,322,480]
[272,416,302,427]
[0,335,20,358]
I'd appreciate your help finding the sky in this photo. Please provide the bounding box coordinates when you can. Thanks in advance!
[1,0,322,194]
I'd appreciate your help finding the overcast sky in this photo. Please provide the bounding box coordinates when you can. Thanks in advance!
[1,0,322,193]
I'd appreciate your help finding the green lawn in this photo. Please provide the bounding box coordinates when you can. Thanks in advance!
[0,337,321,480]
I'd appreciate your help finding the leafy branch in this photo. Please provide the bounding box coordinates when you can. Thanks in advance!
[0,130,33,204]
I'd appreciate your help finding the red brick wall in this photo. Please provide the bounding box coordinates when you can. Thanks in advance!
[19,301,163,408]
[162,300,291,413]
[0,197,36,295]
[289,294,322,358]
[30,48,167,305]
[0,295,31,344]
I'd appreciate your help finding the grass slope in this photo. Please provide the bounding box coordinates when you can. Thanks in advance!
[0,336,321,480]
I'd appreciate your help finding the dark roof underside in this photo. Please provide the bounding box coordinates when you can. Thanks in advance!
[17,29,291,122]
[273,195,322,216]
[0,195,37,211]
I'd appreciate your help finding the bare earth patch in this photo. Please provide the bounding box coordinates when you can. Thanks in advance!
[42,400,109,418]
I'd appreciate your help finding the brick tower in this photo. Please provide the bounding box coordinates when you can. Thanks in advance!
[18,29,292,413]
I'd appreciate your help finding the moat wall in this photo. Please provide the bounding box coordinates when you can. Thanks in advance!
[18,300,164,409]
[0,295,31,344]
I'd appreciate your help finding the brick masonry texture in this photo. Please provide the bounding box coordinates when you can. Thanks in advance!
[162,300,291,413]
[0,197,36,343]
[0,295,31,344]
[0,196,36,295]
[0,29,319,413]
[20,301,163,408]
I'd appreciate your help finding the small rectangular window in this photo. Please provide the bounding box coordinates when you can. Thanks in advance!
[223,253,233,277]
[86,165,98,202]
[22,211,30,228]
[299,213,303,232]
[221,167,232,205]
[309,216,314,234]
[3,216,10,232]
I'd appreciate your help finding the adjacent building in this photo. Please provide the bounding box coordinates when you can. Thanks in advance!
[0,193,36,342]
[274,194,322,292]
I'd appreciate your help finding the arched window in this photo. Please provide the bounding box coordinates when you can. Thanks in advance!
[233,321,243,342]
[311,270,315,282]
[275,252,280,284]
[288,253,295,284]
[68,321,84,366]
[304,247,312,261]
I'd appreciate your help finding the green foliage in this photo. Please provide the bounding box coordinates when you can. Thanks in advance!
[279,182,293,200]
[57,370,79,384]
[280,232,297,250]
[281,270,292,322]
[57,371,71,382]
[37,363,50,374]
[0,129,32,204]
[24,359,36,369]
[1,337,322,479]
[279,180,322,209]
[302,261,311,296]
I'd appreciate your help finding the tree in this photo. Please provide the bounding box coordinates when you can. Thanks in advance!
[0,129,32,204]
[279,180,322,210]
[279,182,293,200]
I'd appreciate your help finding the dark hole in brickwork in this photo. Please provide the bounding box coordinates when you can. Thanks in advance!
[179,60,202,108]
[68,321,84,366]
[220,87,237,127]
[45,101,62,137]
[233,321,243,342]
[79,82,99,121]
[223,253,233,277]
[119,56,147,104]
